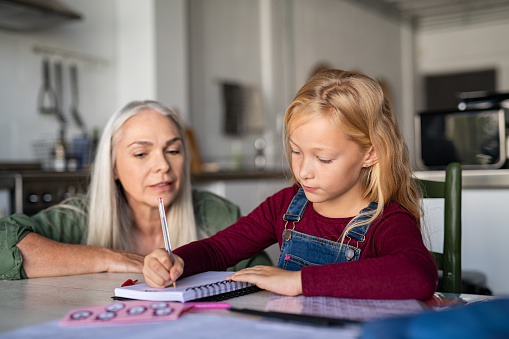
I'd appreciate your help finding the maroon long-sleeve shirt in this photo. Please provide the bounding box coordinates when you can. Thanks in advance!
[175,185,438,300]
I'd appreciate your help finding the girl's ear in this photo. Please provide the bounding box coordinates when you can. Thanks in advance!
[113,165,118,180]
[364,147,378,167]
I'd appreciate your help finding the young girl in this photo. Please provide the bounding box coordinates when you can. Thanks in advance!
[143,70,438,300]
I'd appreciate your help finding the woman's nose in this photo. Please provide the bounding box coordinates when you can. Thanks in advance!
[155,152,171,172]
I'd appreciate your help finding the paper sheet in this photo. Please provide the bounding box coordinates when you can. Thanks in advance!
[265,294,425,321]
[59,300,186,326]
[0,313,360,339]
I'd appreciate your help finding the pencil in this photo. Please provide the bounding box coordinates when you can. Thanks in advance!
[157,197,177,288]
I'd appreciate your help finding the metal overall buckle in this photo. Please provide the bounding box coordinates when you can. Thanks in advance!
[344,230,366,260]
[283,214,300,241]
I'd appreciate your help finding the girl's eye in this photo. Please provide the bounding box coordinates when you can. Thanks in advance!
[134,152,147,158]
[318,158,332,164]
[291,149,301,155]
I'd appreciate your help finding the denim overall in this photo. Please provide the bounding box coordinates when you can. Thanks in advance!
[277,187,378,271]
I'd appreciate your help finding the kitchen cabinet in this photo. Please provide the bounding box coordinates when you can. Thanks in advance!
[0,168,89,216]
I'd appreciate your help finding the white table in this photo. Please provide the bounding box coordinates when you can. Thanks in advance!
[0,273,360,338]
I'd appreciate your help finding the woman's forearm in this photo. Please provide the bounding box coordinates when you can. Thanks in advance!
[16,232,144,278]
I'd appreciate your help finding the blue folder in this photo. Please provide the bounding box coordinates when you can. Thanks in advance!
[362,298,509,339]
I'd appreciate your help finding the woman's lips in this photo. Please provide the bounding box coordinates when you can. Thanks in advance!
[151,182,172,190]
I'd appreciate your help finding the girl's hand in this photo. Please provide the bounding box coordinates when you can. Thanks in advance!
[143,248,184,288]
[226,266,303,296]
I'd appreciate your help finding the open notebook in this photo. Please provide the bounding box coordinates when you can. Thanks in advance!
[114,271,261,303]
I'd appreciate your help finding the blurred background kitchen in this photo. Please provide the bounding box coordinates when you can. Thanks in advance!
[1,0,509,295]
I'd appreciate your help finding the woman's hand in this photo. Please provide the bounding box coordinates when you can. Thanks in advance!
[106,249,145,273]
[143,248,184,288]
[226,266,303,296]
[17,232,145,278]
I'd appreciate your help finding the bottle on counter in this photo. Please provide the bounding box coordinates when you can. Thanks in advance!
[254,137,266,171]
[53,128,67,172]
[231,140,242,171]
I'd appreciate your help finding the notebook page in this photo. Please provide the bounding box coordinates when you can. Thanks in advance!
[114,271,251,302]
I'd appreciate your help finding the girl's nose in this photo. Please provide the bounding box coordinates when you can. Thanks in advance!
[299,157,314,180]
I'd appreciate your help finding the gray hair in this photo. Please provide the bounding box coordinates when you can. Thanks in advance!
[86,100,197,250]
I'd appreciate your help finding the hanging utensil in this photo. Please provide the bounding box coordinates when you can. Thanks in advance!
[53,60,67,125]
[69,63,86,135]
[37,58,58,116]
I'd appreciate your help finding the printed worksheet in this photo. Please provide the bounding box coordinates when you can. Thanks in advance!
[265,294,425,322]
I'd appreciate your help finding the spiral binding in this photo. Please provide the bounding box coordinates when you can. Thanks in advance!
[186,280,262,302]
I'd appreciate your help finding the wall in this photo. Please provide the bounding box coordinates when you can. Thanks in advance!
[188,0,277,170]
[0,0,117,162]
[0,0,189,164]
[115,0,157,106]
[416,21,509,111]
[155,0,189,121]
[188,0,411,170]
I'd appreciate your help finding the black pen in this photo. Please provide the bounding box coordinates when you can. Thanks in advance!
[229,307,361,327]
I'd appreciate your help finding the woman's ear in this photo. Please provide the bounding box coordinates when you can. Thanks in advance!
[364,147,378,167]
[113,165,118,180]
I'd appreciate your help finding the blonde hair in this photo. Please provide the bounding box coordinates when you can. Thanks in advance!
[86,100,197,251]
[283,69,421,239]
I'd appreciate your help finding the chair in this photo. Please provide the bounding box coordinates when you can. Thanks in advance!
[417,162,462,294]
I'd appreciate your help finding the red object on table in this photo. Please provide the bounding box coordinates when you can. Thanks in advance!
[121,279,138,287]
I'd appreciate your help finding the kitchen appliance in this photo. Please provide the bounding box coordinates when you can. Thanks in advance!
[0,168,89,216]
[415,107,508,170]
[0,172,22,217]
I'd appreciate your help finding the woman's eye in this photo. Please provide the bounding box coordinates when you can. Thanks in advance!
[318,158,332,164]
[166,149,181,155]
[291,149,301,155]
[134,152,147,158]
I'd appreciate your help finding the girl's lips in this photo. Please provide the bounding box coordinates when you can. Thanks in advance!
[302,185,318,193]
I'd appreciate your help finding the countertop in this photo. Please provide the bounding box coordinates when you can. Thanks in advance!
[191,169,290,182]
[414,169,509,188]
[1,162,509,188]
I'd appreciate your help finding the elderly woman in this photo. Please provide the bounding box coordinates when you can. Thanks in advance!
[0,100,271,280]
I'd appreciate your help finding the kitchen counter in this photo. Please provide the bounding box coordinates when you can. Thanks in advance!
[414,169,509,188]
[2,163,509,189]
[194,168,509,188]
[191,169,290,182]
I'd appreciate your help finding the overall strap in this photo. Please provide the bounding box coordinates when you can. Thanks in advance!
[283,187,308,222]
[345,202,378,241]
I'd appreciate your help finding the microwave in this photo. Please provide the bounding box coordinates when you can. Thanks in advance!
[415,107,508,170]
